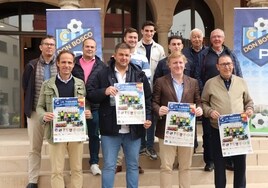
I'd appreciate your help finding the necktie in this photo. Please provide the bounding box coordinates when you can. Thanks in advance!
[44,64,51,80]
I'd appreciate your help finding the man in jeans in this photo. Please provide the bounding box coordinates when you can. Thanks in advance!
[115,27,150,174]
[72,37,106,175]
[136,20,165,160]
[88,42,152,188]
[22,35,57,188]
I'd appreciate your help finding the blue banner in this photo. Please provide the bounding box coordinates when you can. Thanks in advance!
[234,8,268,136]
[46,8,102,59]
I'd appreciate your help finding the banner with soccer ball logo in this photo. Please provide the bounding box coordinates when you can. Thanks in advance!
[234,8,268,136]
[46,8,102,59]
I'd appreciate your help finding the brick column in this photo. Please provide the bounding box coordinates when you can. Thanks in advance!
[247,0,268,6]
[157,24,172,55]
[59,0,81,8]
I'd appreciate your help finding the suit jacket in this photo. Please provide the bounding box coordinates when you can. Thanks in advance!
[152,74,201,139]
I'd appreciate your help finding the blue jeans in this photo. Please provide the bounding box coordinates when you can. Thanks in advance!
[101,134,141,188]
[141,114,155,150]
[87,110,100,165]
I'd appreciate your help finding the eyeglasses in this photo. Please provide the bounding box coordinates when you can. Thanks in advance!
[42,43,55,47]
[218,62,233,67]
[211,35,224,39]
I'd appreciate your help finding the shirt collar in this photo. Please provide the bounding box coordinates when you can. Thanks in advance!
[81,56,95,62]
[57,73,73,84]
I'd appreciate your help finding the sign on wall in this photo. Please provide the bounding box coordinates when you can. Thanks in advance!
[46,8,102,59]
[234,8,268,136]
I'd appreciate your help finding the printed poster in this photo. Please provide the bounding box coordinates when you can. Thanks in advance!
[218,113,253,157]
[114,83,145,124]
[164,102,196,147]
[234,8,268,136]
[52,97,87,143]
[46,8,102,58]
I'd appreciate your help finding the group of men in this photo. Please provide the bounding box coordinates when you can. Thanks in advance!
[23,20,253,188]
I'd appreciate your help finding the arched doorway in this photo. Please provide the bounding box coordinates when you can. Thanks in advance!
[103,0,154,62]
[0,2,58,128]
[171,0,214,46]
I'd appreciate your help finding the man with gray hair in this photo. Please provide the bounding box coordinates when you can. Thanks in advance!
[196,28,243,172]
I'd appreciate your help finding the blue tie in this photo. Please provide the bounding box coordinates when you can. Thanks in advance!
[44,64,51,80]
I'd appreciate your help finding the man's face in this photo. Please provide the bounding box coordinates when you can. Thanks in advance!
[114,48,131,69]
[216,56,234,80]
[39,38,56,58]
[82,39,97,59]
[168,56,185,76]
[141,25,155,43]
[190,31,203,49]
[124,32,138,49]
[168,39,183,53]
[210,29,225,49]
[57,53,75,77]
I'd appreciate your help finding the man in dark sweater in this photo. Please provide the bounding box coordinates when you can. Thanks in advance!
[72,37,106,175]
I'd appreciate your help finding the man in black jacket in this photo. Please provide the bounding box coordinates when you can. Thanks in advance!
[22,35,57,188]
[72,37,106,176]
[87,42,152,188]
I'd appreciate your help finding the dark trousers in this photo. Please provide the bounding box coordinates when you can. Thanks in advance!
[87,110,100,165]
[202,117,213,164]
[141,113,156,149]
[211,127,246,188]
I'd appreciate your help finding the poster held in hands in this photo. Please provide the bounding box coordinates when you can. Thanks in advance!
[52,97,87,143]
[164,102,196,147]
[114,82,146,125]
[218,113,253,157]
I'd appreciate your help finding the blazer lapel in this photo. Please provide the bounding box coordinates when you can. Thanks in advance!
[166,74,179,102]
[181,75,190,103]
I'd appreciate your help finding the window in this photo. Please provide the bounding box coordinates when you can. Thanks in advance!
[0,40,7,53]
[13,44,18,56]
[0,66,8,78]
[14,69,18,80]
[0,91,8,105]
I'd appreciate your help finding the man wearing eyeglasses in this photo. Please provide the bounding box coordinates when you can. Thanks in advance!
[201,54,254,188]
[195,28,243,172]
[22,35,57,188]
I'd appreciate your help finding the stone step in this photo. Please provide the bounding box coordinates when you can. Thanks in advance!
[1,166,268,188]
[1,135,268,156]
[1,149,268,173]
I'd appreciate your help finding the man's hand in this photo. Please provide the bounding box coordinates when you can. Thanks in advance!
[105,86,118,96]
[210,110,220,120]
[195,107,203,117]
[85,110,92,119]
[43,112,54,122]
[143,120,152,129]
[159,106,169,116]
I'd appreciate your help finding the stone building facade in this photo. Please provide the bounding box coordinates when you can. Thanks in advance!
[0,0,266,128]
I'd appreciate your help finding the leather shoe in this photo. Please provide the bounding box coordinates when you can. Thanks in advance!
[139,166,144,174]
[26,183,38,188]
[115,165,122,174]
[226,163,234,171]
[204,163,214,172]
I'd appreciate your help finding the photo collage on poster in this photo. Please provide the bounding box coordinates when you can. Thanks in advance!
[164,102,196,147]
[114,83,146,125]
[218,113,253,157]
[53,97,87,143]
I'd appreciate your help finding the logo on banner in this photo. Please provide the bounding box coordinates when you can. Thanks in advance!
[242,17,268,66]
[56,19,94,54]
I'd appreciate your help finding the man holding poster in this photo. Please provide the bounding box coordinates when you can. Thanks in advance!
[152,51,203,188]
[36,50,92,188]
[87,42,152,188]
[201,54,254,188]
